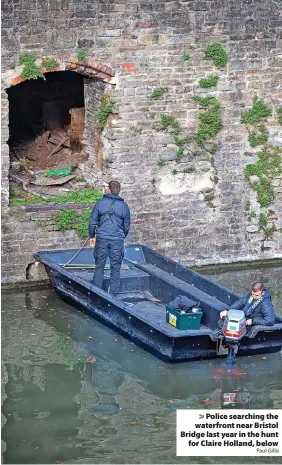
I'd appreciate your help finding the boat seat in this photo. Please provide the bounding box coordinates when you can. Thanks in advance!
[128,301,211,337]
[132,262,227,328]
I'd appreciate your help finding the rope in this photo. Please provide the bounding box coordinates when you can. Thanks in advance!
[63,236,90,268]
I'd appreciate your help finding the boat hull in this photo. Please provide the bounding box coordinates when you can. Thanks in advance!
[43,261,282,362]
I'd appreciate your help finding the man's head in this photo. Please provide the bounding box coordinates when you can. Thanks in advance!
[251,282,265,300]
[108,180,121,195]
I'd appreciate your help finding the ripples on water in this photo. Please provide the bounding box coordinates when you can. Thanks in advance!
[2,266,282,464]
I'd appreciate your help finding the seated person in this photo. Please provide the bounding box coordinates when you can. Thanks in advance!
[169,295,197,313]
[219,281,275,328]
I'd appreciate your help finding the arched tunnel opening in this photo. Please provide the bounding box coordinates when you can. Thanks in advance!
[7,71,89,202]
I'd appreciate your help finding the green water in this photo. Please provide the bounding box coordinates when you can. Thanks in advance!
[1,265,282,464]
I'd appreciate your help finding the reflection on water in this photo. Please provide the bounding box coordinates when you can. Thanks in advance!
[2,265,282,464]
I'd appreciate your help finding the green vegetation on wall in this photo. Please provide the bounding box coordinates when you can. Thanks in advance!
[241,98,272,148]
[54,207,92,237]
[277,107,282,125]
[248,127,269,147]
[76,208,92,237]
[258,212,276,239]
[244,145,282,207]
[158,114,189,157]
[151,88,165,99]
[55,209,77,230]
[10,188,102,206]
[96,94,113,131]
[42,58,59,70]
[76,50,86,62]
[193,96,222,147]
[157,159,165,168]
[19,54,45,80]
[203,43,228,68]
[241,98,272,125]
[242,99,281,224]
[199,74,218,88]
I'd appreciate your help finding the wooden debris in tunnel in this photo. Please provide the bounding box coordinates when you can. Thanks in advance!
[47,132,70,148]
[30,174,76,186]
[49,136,69,157]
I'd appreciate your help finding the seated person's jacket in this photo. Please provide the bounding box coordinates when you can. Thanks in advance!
[229,290,275,326]
[169,295,197,312]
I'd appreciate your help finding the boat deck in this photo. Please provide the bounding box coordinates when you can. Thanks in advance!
[71,266,213,337]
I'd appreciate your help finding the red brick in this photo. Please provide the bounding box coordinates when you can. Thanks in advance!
[120,62,139,72]
[121,62,135,70]
[87,67,97,74]
[11,75,24,86]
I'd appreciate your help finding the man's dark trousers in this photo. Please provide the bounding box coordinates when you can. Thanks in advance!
[93,238,124,296]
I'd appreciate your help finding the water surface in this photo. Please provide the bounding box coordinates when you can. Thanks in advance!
[2,265,282,464]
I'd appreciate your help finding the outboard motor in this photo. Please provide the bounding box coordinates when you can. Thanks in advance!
[221,310,247,370]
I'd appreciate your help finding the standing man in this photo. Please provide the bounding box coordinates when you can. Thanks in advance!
[89,180,131,298]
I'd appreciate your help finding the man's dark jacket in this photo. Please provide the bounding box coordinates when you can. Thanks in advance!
[89,193,130,241]
[169,295,197,312]
[229,290,275,326]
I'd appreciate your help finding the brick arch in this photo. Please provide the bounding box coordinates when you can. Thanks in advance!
[10,57,115,87]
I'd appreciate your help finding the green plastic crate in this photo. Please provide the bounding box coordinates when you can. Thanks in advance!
[166,305,203,330]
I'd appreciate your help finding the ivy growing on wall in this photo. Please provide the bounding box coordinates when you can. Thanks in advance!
[158,114,189,157]
[258,212,277,238]
[241,98,272,147]
[241,98,272,125]
[193,96,222,147]
[242,98,281,234]
[244,145,282,207]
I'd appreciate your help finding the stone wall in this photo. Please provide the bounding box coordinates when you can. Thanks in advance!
[1,206,90,284]
[2,0,282,284]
